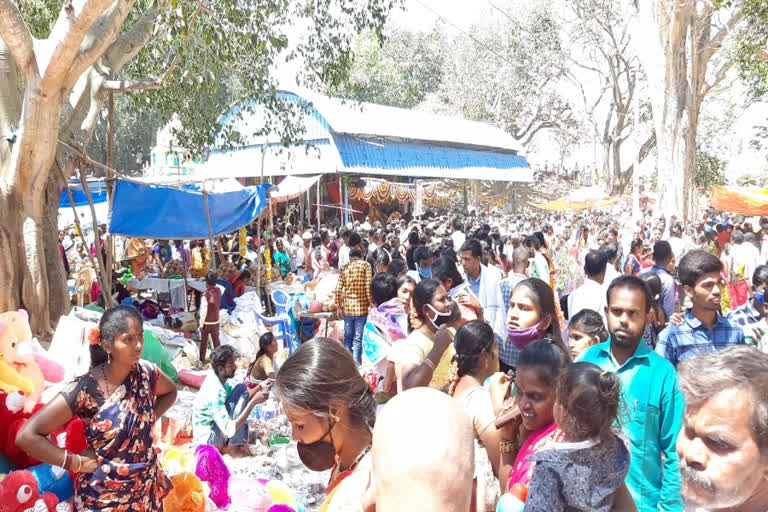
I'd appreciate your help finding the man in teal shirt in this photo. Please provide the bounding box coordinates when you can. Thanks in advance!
[579,275,684,511]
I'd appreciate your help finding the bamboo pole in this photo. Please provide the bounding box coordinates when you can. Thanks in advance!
[77,165,113,308]
[316,178,321,231]
[59,163,110,308]
[202,189,217,272]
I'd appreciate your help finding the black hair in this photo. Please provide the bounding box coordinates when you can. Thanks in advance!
[630,238,643,254]
[568,309,608,343]
[348,232,362,248]
[206,271,217,286]
[371,272,398,306]
[414,245,432,264]
[349,248,363,259]
[678,250,723,288]
[459,238,483,258]
[236,269,250,282]
[275,337,375,428]
[513,279,569,360]
[452,218,463,232]
[408,231,421,245]
[754,265,768,288]
[516,339,568,387]
[91,305,143,368]
[312,234,322,248]
[397,274,417,291]
[732,230,745,244]
[211,344,237,376]
[255,332,275,361]
[606,275,653,313]
[652,241,673,263]
[533,231,547,249]
[600,242,618,263]
[640,272,662,303]
[451,320,496,390]
[524,235,541,250]
[556,362,622,441]
[388,258,407,277]
[412,278,442,322]
[431,256,465,288]
[584,250,608,277]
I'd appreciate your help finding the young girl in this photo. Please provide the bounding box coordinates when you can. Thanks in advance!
[523,362,632,512]
[566,309,608,359]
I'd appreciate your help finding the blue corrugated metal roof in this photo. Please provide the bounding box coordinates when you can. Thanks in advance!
[332,134,530,181]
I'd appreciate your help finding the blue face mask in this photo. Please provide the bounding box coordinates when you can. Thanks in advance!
[418,267,432,279]
[756,292,765,305]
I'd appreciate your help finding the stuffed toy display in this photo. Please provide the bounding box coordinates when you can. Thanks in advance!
[0,392,86,470]
[0,310,65,412]
[0,469,59,512]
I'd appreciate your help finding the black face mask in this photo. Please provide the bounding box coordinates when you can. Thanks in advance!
[297,420,336,472]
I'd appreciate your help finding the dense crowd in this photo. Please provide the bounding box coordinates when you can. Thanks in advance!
[34,204,768,511]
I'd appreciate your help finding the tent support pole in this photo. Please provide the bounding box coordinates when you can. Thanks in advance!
[344,178,349,226]
[78,164,113,308]
[203,189,217,272]
[58,161,112,308]
[317,177,321,231]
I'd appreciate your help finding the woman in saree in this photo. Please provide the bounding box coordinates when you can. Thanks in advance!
[17,305,177,511]
[276,337,375,512]
[490,340,568,495]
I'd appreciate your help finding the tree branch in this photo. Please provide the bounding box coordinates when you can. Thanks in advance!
[102,78,163,92]
[62,0,139,89]
[0,0,38,80]
[102,7,158,71]
[701,59,732,97]
[42,0,119,88]
[700,10,745,64]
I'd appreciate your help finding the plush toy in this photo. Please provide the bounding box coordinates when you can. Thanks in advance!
[0,469,59,512]
[27,463,74,502]
[194,444,230,509]
[0,393,86,470]
[0,310,45,411]
[162,472,205,512]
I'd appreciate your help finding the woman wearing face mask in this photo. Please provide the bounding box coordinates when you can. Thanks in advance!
[449,320,504,511]
[504,278,570,371]
[275,337,375,511]
[432,256,484,323]
[566,309,608,359]
[390,279,459,391]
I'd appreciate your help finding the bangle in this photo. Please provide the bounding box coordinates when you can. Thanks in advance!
[500,439,519,453]
[76,454,82,473]
[423,358,436,371]
[61,449,68,469]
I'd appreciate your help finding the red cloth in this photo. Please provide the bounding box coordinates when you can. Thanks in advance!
[718,232,731,249]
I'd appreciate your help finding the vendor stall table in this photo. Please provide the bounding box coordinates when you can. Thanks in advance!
[127,277,187,309]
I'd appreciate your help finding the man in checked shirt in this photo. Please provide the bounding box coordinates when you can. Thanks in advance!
[336,235,373,364]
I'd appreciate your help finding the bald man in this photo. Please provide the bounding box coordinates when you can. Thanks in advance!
[362,388,479,512]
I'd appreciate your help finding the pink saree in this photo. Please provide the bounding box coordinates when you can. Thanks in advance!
[507,422,565,489]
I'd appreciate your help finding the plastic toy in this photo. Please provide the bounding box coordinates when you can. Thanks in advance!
[28,463,74,502]
[229,476,274,511]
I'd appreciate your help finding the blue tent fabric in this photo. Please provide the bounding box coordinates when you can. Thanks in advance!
[109,179,272,239]
[59,183,108,207]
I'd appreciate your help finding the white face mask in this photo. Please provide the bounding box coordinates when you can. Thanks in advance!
[425,302,456,329]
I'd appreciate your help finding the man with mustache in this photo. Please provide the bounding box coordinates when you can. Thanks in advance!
[677,346,768,512]
[579,275,684,511]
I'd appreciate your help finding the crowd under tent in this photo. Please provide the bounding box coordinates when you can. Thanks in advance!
[192,88,531,222]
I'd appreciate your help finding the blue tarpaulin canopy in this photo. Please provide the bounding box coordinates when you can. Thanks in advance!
[109,179,272,239]
[59,180,108,208]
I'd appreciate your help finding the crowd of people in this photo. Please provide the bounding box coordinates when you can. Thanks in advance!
[30,204,768,511]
